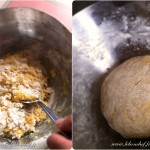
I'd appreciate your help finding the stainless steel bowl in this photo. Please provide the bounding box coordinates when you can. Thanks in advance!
[73,1,150,149]
[0,8,71,149]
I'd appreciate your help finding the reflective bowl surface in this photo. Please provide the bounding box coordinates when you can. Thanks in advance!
[0,7,71,149]
[73,1,150,149]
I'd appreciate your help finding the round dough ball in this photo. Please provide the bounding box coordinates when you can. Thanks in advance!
[101,55,150,138]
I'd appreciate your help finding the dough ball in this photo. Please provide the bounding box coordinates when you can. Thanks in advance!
[101,55,150,138]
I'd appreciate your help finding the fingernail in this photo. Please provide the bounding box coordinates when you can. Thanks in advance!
[56,118,65,126]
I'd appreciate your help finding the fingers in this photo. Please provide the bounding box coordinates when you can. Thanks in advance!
[47,133,72,149]
[47,115,72,149]
[56,115,72,132]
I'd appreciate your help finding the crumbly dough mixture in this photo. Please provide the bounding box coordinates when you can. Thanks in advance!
[0,51,53,139]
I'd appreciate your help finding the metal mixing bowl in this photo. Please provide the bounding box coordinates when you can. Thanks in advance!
[0,8,71,149]
[73,1,150,149]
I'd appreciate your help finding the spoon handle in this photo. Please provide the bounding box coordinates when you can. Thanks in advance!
[37,101,72,139]
[37,101,59,122]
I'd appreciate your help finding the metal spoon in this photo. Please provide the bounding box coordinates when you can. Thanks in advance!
[22,99,71,139]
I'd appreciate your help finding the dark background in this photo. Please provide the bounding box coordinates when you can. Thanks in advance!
[73,1,97,15]
[73,1,131,15]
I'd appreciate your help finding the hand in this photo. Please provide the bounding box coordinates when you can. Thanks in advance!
[47,115,72,149]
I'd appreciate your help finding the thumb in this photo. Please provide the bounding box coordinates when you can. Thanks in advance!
[55,115,72,132]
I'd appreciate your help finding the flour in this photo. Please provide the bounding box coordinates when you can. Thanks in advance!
[0,51,53,139]
[0,110,6,133]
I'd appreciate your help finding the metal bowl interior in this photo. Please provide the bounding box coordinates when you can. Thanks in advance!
[73,1,150,149]
[0,8,71,149]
